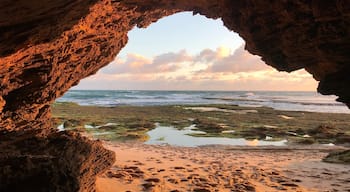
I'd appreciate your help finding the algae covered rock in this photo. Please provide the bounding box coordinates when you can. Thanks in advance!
[323,150,350,164]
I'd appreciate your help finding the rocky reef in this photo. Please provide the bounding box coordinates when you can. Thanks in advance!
[0,0,349,191]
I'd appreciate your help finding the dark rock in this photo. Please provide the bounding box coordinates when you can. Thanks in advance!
[323,150,350,164]
[295,138,316,145]
[335,134,350,144]
[193,119,226,133]
[0,131,115,192]
[63,119,84,128]
[98,125,118,131]
[308,125,341,138]
[128,121,156,130]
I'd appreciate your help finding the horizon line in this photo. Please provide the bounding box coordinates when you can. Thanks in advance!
[69,89,318,92]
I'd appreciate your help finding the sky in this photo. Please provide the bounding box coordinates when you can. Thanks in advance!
[74,12,317,91]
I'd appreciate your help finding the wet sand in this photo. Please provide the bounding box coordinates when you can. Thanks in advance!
[96,143,350,192]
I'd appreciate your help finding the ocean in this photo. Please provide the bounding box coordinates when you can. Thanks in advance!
[57,90,349,114]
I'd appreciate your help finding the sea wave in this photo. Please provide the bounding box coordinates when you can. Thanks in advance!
[57,90,349,114]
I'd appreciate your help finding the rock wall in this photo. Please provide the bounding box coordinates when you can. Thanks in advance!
[0,0,349,191]
[1,0,350,133]
[0,132,115,191]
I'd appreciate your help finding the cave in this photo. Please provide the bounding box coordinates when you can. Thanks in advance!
[1,0,350,191]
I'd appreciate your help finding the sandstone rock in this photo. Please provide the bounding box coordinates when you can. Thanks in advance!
[0,0,350,191]
[0,131,115,191]
[0,0,349,133]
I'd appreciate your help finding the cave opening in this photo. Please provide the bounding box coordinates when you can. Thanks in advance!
[52,11,350,191]
[2,1,350,191]
[54,11,350,144]
[73,12,318,92]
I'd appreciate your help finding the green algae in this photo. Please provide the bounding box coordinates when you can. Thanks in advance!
[51,102,350,145]
[323,150,350,164]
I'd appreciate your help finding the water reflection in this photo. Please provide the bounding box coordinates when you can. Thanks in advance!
[145,124,287,147]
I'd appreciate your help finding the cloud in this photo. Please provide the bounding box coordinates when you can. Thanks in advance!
[100,45,270,76]
[153,50,192,66]
[76,45,317,91]
[195,47,230,63]
[100,54,150,74]
[100,50,192,74]
[76,69,317,91]
[199,45,271,73]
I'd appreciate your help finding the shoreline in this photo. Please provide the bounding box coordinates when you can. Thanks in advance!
[96,142,350,192]
[52,102,350,146]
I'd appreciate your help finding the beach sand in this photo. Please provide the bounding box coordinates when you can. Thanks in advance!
[96,143,350,192]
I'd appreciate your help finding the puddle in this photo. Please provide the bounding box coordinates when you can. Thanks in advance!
[57,124,64,132]
[221,130,235,134]
[84,123,118,129]
[91,131,114,136]
[145,124,287,147]
[85,124,95,129]
[278,115,294,120]
[184,107,257,114]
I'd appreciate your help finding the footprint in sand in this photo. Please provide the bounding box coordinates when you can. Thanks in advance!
[145,178,161,183]
[147,167,155,171]
[168,178,179,184]
[180,178,189,182]
[173,166,186,170]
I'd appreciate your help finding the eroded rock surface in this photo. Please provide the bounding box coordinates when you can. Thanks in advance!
[1,0,350,132]
[0,0,349,191]
[0,131,115,192]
